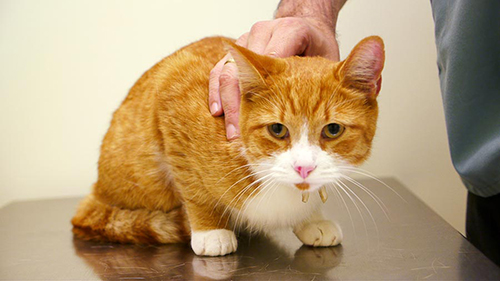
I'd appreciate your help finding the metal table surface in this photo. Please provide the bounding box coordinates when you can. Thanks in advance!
[1,178,499,280]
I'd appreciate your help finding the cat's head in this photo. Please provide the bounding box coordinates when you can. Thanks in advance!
[228,36,384,194]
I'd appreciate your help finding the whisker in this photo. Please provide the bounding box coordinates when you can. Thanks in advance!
[231,175,277,233]
[217,173,274,227]
[231,179,270,232]
[337,167,407,203]
[215,163,274,186]
[259,180,281,211]
[337,178,380,239]
[212,169,271,213]
[333,179,369,239]
[340,175,391,221]
[327,183,357,241]
[243,179,280,229]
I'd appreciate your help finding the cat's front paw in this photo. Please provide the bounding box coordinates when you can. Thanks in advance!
[191,229,238,256]
[294,220,342,247]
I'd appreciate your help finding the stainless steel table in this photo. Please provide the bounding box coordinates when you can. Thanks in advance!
[1,178,499,280]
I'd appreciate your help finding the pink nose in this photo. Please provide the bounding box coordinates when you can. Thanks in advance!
[294,165,315,179]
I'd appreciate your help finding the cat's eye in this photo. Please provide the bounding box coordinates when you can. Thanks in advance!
[267,123,289,139]
[322,123,345,139]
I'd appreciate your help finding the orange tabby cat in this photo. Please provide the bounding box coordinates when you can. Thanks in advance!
[72,36,384,256]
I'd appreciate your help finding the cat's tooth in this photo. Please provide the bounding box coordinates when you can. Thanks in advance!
[319,186,328,203]
[302,192,310,203]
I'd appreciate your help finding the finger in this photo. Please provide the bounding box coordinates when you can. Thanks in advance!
[209,34,249,117]
[218,61,241,140]
[263,25,309,58]
[304,43,340,61]
[302,31,340,61]
[235,32,249,48]
[246,21,273,54]
[208,54,232,116]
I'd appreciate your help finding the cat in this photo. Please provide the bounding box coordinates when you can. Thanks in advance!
[71,35,384,256]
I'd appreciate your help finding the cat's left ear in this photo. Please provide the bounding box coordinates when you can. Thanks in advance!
[338,36,385,99]
[224,40,286,100]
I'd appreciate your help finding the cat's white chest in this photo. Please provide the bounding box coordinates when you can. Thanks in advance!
[232,183,322,230]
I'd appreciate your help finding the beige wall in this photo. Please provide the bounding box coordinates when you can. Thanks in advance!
[0,0,466,234]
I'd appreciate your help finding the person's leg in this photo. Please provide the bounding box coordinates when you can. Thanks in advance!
[466,192,500,267]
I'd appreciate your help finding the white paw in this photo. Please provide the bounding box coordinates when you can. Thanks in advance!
[191,229,238,256]
[294,220,342,247]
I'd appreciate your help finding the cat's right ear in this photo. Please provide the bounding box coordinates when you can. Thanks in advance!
[223,40,286,101]
[338,36,385,99]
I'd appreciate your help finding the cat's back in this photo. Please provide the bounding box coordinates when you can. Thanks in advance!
[153,36,231,144]
[95,37,230,211]
[102,36,229,152]
[153,36,228,108]
[156,36,229,85]
[125,36,229,103]
[107,36,229,140]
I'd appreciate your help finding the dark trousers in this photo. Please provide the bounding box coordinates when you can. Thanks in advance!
[466,192,500,267]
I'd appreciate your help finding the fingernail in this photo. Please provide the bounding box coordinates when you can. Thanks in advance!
[210,102,219,115]
[227,124,238,140]
[268,51,278,58]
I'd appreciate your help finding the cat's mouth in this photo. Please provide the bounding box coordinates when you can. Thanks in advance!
[294,183,310,190]
[297,185,328,204]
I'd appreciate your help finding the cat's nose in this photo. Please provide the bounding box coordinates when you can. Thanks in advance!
[294,165,316,179]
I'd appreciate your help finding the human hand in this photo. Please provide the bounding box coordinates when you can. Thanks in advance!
[209,17,340,140]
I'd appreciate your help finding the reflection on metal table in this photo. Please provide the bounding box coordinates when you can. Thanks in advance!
[1,178,499,280]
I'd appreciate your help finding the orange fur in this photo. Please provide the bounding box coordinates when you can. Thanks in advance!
[72,36,384,250]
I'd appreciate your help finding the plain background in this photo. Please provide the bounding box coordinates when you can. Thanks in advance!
[0,0,466,234]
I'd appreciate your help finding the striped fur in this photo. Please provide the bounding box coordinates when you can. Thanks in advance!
[71,36,384,255]
[72,194,190,244]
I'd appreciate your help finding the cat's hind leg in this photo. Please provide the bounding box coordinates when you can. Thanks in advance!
[71,194,190,244]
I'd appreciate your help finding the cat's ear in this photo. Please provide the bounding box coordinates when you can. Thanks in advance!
[338,36,385,98]
[224,40,286,100]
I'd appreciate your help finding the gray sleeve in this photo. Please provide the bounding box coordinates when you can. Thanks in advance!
[431,0,500,197]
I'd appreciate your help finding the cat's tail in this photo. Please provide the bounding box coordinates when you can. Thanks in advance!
[71,194,190,244]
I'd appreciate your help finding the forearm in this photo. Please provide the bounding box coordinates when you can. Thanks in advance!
[275,0,347,30]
